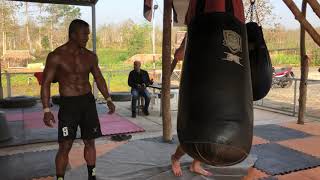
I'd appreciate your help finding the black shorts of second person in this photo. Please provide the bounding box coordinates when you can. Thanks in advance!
[58,92,102,142]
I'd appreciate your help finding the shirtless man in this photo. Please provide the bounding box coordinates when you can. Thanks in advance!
[41,19,115,180]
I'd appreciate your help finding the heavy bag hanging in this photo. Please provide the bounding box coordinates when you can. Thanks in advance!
[177,0,253,166]
[246,2,273,101]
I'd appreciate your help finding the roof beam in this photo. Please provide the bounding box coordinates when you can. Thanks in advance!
[6,0,98,6]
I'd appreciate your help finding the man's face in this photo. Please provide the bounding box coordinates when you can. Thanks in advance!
[134,61,141,72]
[71,26,90,48]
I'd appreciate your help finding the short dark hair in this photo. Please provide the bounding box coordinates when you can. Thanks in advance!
[68,19,89,39]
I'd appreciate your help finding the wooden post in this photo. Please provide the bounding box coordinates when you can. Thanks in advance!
[298,0,308,125]
[161,0,172,142]
[306,0,320,18]
[282,0,320,46]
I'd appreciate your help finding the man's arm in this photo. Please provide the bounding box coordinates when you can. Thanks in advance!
[128,71,136,88]
[91,54,110,99]
[41,52,58,109]
[91,54,115,113]
[144,71,152,86]
[41,52,58,127]
[171,35,186,74]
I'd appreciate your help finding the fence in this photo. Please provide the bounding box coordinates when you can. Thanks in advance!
[254,77,320,120]
[1,69,319,120]
[0,68,181,98]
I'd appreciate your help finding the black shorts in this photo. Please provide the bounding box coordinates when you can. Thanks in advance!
[58,92,102,142]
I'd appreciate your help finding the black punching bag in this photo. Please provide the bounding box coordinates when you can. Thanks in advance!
[177,0,253,166]
[247,22,272,101]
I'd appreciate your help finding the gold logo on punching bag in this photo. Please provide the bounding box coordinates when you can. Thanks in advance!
[222,30,243,66]
[223,30,242,54]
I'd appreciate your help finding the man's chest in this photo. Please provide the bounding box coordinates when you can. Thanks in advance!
[133,72,145,81]
[59,54,92,73]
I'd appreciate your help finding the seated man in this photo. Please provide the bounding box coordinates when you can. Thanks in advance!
[128,60,153,118]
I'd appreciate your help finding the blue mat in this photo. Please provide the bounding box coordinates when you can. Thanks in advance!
[251,143,320,175]
[0,150,58,179]
[142,135,179,144]
[253,124,312,142]
[259,177,278,180]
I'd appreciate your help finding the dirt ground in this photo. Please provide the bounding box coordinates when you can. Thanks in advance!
[256,67,320,119]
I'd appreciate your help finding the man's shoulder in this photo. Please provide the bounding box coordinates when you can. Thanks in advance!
[83,48,95,55]
[50,45,67,58]
[141,69,149,74]
[47,49,62,62]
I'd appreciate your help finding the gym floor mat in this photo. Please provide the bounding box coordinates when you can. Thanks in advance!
[278,136,320,157]
[142,135,179,144]
[280,122,320,136]
[251,143,320,176]
[0,121,63,148]
[259,177,278,180]
[65,140,256,180]
[253,124,312,142]
[0,113,144,148]
[0,150,58,180]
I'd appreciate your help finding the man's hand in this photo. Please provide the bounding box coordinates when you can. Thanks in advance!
[107,100,116,114]
[142,83,146,89]
[137,84,142,89]
[174,47,184,61]
[43,112,55,128]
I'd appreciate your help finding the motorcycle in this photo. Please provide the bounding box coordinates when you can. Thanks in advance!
[272,67,295,88]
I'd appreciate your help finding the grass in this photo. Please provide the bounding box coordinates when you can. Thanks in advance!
[271,53,300,66]
[97,48,130,66]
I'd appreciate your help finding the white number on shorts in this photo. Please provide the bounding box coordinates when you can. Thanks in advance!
[62,127,69,136]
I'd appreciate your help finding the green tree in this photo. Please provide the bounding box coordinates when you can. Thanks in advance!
[43,4,81,50]
[41,36,50,50]
[127,23,152,56]
[0,1,21,54]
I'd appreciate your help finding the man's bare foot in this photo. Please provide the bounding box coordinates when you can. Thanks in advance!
[171,155,183,176]
[189,160,213,177]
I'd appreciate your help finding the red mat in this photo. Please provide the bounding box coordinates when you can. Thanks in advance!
[99,114,145,135]
[23,111,59,129]
[7,111,144,136]
[6,112,24,122]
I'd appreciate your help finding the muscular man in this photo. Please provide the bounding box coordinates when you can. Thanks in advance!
[41,19,115,180]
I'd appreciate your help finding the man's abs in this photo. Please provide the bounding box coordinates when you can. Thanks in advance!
[58,79,92,96]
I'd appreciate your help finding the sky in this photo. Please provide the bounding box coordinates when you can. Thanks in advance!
[77,0,320,30]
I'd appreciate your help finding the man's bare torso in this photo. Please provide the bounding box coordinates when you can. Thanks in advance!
[52,44,95,96]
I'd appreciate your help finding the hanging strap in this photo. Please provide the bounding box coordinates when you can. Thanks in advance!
[225,0,235,16]
[245,0,260,24]
[196,0,235,17]
[196,0,206,17]
[172,2,178,23]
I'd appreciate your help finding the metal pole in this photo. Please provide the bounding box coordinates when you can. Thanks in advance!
[91,5,98,97]
[6,72,11,97]
[293,79,297,116]
[107,74,111,92]
[151,5,158,107]
[152,5,156,72]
